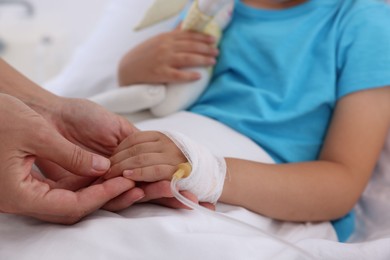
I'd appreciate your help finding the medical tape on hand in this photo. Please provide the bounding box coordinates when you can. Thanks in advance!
[162,131,226,204]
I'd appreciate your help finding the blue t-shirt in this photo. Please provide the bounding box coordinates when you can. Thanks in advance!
[190,0,390,241]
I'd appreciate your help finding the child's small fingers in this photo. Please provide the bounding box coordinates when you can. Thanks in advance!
[175,41,219,56]
[119,153,177,170]
[114,131,161,154]
[165,68,201,82]
[107,153,176,179]
[110,142,162,165]
[172,53,216,68]
[123,164,177,182]
[174,31,216,44]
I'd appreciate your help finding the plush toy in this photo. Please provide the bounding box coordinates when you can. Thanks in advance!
[90,0,234,117]
[151,0,234,116]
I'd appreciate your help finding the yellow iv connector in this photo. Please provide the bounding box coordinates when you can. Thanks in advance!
[172,162,192,180]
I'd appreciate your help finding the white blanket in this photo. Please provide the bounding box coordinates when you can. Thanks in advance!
[1,112,389,259]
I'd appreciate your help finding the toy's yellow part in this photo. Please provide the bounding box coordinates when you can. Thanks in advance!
[136,0,224,42]
[173,162,192,180]
[204,20,223,43]
[135,0,188,31]
[182,1,222,43]
[181,0,213,32]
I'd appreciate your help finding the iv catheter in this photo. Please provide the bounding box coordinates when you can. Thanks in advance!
[171,163,316,259]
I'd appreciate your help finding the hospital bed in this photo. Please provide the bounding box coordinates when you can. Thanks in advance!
[0,1,389,259]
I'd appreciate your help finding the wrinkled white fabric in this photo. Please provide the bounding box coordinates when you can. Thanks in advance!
[43,0,173,98]
[162,131,226,203]
[2,112,390,259]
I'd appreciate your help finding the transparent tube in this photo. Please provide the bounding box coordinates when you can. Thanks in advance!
[171,177,315,259]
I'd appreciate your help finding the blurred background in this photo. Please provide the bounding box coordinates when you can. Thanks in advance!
[1,0,389,86]
[0,0,109,84]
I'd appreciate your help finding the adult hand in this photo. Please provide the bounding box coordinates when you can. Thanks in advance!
[36,97,145,212]
[51,97,137,157]
[0,58,137,156]
[118,30,218,86]
[0,94,135,224]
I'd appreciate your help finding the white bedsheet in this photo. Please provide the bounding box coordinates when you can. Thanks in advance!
[0,112,389,259]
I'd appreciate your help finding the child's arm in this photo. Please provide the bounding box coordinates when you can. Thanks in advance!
[118,30,218,86]
[108,86,390,222]
[221,87,390,221]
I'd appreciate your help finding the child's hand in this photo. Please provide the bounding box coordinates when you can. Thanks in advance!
[106,131,215,210]
[107,131,187,181]
[118,30,218,86]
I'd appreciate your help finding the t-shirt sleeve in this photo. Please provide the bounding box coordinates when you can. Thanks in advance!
[336,4,390,99]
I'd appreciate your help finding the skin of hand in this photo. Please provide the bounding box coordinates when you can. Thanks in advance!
[35,159,146,212]
[118,30,218,86]
[107,131,215,210]
[243,0,308,9]
[36,97,150,211]
[108,131,187,181]
[0,94,136,224]
[52,97,138,157]
[0,59,145,214]
[0,58,138,156]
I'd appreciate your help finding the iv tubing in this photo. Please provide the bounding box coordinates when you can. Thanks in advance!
[171,163,315,259]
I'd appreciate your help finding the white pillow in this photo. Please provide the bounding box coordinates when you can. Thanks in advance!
[43,0,179,99]
[44,0,234,117]
[352,130,390,242]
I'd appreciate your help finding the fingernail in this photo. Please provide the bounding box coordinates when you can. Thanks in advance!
[123,170,134,178]
[92,155,111,172]
[135,194,145,202]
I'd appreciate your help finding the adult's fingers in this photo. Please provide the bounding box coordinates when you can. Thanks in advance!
[117,115,140,142]
[102,187,145,212]
[26,177,134,224]
[32,127,111,177]
[137,181,174,202]
[35,159,68,181]
[35,159,97,191]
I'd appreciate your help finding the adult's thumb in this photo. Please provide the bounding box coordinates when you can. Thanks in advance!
[33,129,110,177]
